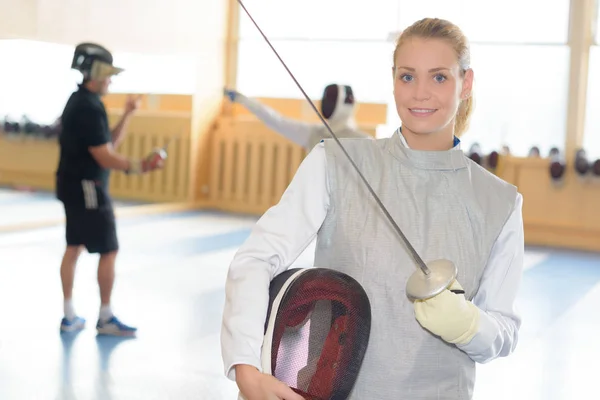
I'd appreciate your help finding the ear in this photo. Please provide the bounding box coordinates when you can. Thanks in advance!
[461,68,474,100]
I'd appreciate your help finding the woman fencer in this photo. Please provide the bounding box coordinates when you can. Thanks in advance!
[221,17,524,400]
[224,84,372,152]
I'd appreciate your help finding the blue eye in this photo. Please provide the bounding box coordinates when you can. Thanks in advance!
[434,74,447,83]
[400,74,413,82]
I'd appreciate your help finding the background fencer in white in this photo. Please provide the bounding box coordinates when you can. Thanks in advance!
[221,137,524,374]
[223,85,372,152]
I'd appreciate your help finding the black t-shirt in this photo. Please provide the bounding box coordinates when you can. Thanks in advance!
[56,85,112,189]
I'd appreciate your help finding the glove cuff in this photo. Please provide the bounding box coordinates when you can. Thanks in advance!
[447,302,480,345]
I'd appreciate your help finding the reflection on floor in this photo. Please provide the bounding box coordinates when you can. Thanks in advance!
[0,189,598,400]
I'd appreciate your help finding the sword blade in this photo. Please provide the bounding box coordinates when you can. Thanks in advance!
[236,0,430,276]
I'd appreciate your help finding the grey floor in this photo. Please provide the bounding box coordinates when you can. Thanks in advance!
[0,188,599,399]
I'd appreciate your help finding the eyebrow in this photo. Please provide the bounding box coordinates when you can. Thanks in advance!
[396,66,450,72]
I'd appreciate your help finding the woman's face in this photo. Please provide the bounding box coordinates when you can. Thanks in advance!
[393,37,472,140]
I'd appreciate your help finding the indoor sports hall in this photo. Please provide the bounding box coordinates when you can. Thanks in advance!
[1,1,599,399]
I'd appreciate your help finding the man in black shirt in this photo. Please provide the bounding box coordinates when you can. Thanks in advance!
[56,43,164,335]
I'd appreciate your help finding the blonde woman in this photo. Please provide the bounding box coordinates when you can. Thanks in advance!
[222,18,524,400]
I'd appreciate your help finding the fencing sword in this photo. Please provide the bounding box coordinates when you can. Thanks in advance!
[236,0,458,300]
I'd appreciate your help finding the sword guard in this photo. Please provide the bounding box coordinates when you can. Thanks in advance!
[405,259,457,301]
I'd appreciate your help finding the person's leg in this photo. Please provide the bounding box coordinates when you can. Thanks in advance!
[89,206,137,336]
[60,205,86,332]
[97,249,117,320]
[61,244,83,314]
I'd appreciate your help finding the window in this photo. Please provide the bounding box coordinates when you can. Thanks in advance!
[596,0,600,45]
[0,39,197,126]
[586,2,600,160]
[397,0,570,44]
[239,0,400,41]
[110,52,197,95]
[238,0,571,43]
[237,40,395,103]
[236,0,572,155]
[0,40,78,125]
[460,44,570,157]
[583,46,600,160]
[383,45,571,156]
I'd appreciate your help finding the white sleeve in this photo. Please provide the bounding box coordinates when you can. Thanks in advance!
[236,93,317,149]
[457,193,525,363]
[220,143,330,381]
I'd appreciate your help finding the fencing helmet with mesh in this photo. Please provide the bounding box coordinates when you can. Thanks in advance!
[320,84,356,127]
[261,267,371,400]
[71,43,124,81]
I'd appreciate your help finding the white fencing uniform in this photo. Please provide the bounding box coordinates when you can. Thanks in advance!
[221,129,524,399]
[225,84,372,152]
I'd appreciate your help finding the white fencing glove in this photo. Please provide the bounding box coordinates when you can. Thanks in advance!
[413,280,480,345]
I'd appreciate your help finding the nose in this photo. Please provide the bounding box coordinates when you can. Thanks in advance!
[413,80,431,101]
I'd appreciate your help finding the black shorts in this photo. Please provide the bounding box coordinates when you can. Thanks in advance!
[56,177,119,254]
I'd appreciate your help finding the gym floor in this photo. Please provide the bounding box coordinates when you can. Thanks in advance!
[0,188,598,400]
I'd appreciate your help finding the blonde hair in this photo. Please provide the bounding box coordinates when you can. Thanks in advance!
[393,18,473,137]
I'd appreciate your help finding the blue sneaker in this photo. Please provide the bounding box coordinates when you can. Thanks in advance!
[60,316,86,332]
[96,316,137,336]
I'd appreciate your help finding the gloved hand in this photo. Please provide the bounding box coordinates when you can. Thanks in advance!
[224,87,239,102]
[414,280,480,345]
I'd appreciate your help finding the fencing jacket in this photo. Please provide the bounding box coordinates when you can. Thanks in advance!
[221,129,524,399]
[233,90,372,152]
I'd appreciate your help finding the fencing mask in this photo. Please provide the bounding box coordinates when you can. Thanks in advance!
[262,267,371,400]
[71,43,124,81]
[320,84,356,128]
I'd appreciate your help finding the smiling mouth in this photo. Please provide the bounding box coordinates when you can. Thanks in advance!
[408,108,437,117]
[409,108,436,113]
